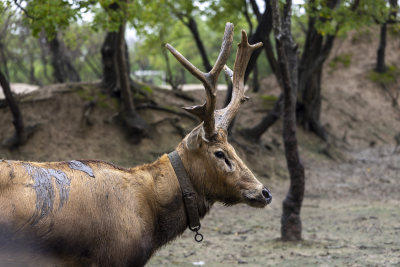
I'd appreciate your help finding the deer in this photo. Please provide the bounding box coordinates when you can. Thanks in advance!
[0,23,271,267]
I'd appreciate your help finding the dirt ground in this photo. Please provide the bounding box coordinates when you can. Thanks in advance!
[147,146,400,267]
[0,28,399,266]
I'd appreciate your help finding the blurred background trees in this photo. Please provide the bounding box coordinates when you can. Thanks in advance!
[1,0,398,90]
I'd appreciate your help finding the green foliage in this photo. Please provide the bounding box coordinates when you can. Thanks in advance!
[23,0,92,38]
[388,23,400,36]
[302,0,389,37]
[76,87,94,101]
[368,65,400,85]
[92,0,136,32]
[3,0,396,94]
[141,85,153,94]
[131,0,250,84]
[0,5,104,85]
[204,0,250,32]
[11,0,136,37]
[329,53,352,70]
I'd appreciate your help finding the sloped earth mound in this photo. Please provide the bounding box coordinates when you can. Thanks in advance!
[0,29,399,266]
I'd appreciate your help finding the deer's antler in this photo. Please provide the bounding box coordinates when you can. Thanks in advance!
[165,23,262,137]
[215,30,263,130]
[165,23,234,138]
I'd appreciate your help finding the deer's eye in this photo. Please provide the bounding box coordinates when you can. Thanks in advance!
[214,151,225,159]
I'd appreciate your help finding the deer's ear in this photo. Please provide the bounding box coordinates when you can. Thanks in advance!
[185,122,208,151]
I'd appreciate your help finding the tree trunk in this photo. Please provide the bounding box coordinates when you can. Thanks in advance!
[100,2,147,139]
[240,0,284,140]
[101,31,119,95]
[0,71,27,148]
[295,0,341,141]
[47,35,81,83]
[186,17,212,72]
[252,64,259,92]
[38,33,51,83]
[0,43,10,80]
[101,31,139,95]
[296,10,337,142]
[245,0,274,83]
[28,53,42,86]
[297,63,327,140]
[376,23,387,73]
[115,23,148,137]
[116,23,134,114]
[375,0,398,73]
[271,0,305,241]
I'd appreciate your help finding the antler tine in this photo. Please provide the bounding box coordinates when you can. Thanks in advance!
[209,23,234,82]
[165,43,208,85]
[165,43,214,135]
[165,23,235,138]
[215,30,263,130]
[223,65,233,83]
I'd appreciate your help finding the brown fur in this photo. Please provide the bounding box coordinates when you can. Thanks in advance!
[0,128,270,266]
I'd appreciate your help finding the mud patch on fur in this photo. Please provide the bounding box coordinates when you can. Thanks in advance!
[23,164,71,225]
[68,160,95,178]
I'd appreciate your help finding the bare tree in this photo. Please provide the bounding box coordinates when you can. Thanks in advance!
[244,0,361,142]
[171,12,212,72]
[100,1,148,138]
[0,71,35,148]
[46,34,81,83]
[240,0,285,141]
[271,0,305,241]
[296,0,341,141]
[376,0,399,73]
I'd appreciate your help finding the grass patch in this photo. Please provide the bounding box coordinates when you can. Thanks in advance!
[259,95,278,109]
[329,53,352,70]
[77,88,117,109]
[368,65,399,85]
[141,85,153,94]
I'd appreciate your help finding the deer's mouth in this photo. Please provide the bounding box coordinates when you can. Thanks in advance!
[243,187,272,208]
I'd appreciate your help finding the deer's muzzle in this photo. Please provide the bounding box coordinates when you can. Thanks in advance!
[242,186,272,208]
[262,186,272,204]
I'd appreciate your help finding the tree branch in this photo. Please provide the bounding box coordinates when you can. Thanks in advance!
[249,0,262,22]
[13,0,37,20]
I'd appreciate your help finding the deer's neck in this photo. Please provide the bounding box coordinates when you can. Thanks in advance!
[175,144,214,217]
[146,154,211,249]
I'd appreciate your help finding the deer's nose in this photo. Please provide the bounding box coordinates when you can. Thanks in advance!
[262,187,272,204]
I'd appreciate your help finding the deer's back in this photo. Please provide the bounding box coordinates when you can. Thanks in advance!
[0,159,156,265]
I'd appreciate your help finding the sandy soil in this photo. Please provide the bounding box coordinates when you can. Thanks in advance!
[0,83,39,99]
[147,146,400,267]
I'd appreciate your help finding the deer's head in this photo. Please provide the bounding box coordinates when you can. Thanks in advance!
[166,23,271,208]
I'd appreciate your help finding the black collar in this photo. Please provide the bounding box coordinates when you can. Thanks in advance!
[168,151,203,242]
